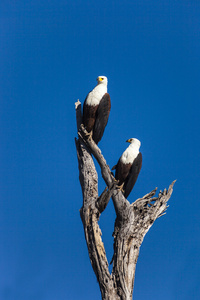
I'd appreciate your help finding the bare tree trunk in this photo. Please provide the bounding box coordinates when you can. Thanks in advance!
[75,100,175,300]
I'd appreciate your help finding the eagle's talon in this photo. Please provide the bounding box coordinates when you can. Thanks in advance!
[116,183,124,194]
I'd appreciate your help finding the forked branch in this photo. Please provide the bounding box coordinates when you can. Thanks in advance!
[75,100,175,300]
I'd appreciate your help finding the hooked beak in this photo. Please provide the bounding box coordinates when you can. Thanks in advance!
[97,77,103,83]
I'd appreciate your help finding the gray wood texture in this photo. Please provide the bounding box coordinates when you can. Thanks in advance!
[75,100,175,300]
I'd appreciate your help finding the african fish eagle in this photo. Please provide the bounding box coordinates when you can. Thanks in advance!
[83,76,111,144]
[112,138,142,198]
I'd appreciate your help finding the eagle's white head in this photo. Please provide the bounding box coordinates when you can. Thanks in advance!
[126,138,141,149]
[96,76,108,86]
[121,138,141,164]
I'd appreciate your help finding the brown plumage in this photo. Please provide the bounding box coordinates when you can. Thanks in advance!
[112,138,142,198]
[82,76,111,144]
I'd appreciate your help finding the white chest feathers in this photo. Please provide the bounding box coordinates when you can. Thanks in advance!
[121,144,139,164]
[86,84,107,106]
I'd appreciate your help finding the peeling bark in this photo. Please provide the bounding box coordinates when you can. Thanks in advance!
[75,100,175,299]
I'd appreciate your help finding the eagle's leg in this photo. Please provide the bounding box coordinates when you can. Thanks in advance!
[116,183,125,194]
[110,175,124,193]
[84,130,93,141]
[87,130,93,141]
[80,124,93,141]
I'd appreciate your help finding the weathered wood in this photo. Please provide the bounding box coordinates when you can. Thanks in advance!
[75,100,175,300]
[75,99,82,131]
[78,124,130,218]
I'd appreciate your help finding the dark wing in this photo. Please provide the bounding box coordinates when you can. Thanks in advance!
[83,95,98,133]
[92,93,111,144]
[124,152,142,198]
[115,159,132,186]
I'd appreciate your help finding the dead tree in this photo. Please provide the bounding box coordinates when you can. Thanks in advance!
[75,100,175,300]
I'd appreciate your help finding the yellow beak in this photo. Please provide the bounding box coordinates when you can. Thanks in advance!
[126,139,131,143]
[97,77,103,82]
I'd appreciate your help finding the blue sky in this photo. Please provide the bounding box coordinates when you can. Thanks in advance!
[1,1,200,299]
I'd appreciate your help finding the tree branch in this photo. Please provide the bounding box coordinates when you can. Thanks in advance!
[78,124,130,217]
[75,101,119,299]
[75,100,175,300]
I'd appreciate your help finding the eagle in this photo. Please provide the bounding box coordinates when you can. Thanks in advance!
[83,76,111,144]
[112,138,142,198]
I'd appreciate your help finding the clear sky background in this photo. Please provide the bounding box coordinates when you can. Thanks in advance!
[1,1,200,299]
